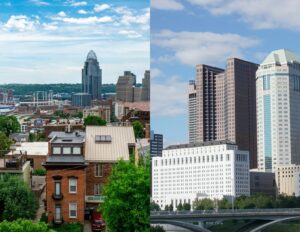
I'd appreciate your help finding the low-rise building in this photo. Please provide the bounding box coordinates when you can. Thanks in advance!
[83,106,111,123]
[276,165,300,196]
[152,141,250,210]
[250,169,276,197]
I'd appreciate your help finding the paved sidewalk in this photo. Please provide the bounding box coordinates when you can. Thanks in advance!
[34,190,45,222]
[83,220,92,232]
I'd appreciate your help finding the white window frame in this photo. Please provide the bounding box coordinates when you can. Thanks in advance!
[69,178,77,193]
[55,181,61,196]
[55,205,61,221]
[69,203,77,218]
[63,147,71,154]
[95,164,103,177]
[94,184,102,195]
[53,147,61,154]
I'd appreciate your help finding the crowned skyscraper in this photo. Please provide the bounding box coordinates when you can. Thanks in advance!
[82,50,102,100]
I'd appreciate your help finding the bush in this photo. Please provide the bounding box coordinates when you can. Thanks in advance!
[151,225,166,232]
[39,213,48,223]
[0,219,54,232]
[32,169,46,176]
[52,222,83,232]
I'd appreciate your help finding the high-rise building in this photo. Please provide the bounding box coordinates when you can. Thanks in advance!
[150,131,163,157]
[152,141,250,210]
[82,50,102,100]
[191,58,258,168]
[141,70,150,101]
[116,71,136,102]
[72,93,91,107]
[256,49,300,172]
[188,80,197,143]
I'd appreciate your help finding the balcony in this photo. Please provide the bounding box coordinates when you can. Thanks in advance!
[85,195,106,203]
[52,193,63,200]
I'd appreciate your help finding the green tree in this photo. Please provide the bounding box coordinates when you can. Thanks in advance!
[193,198,214,210]
[150,201,161,211]
[218,198,230,209]
[150,225,166,232]
[132,120,144,139]
[0,116,20,136]
[0,175,38,221]
[0,219,54,232]
[84,115,106,126]
[164,205,169,211]
[177,202,183,211]
[99,159,150,232]
[0,132,12,156]
[183,203,191,211]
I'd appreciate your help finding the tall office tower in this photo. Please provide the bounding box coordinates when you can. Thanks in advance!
[256,49,300,172]
[195,65,224,142]
[188,80,197,143]
[116,71,136,102]
[82,50,102,100]
[192,58,258,168]
[141,70,150,101]
[150,130,163,157]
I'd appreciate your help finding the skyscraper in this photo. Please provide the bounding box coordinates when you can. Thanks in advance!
[150,130,163,157]
[188,80,197,143]
[82,50,102,100]
[256,49,300,172]
[141,70,150,101]
[116,71,136,102]
[191,58,258,168]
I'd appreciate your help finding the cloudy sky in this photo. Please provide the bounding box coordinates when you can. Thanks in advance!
[151,0,300,146]
[0,0,149,84]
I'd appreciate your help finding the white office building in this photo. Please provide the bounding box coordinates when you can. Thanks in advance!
[152,141,250,210]
[256,49,300,172]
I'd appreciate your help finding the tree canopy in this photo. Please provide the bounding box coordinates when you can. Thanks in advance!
[84,115,106,126]
[0,116,20,136]
[132,120,145,139]
[99,158,150,232]
[0,175,38,221]
[0,220,54,232]
[0,132,12,156]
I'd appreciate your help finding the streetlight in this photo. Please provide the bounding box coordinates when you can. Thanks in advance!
[231,177,234,212]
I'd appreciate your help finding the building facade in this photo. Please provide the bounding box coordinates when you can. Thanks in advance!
[82,50,102,100]
[72,93,91,107]
[188,80,197,143]
[276,165,300,196]
[256,49,300,172]
[250,170,276,196]
[141,70,150,101]
[152,141,250,210]
[116,71,136,102]
[150,131,163,157]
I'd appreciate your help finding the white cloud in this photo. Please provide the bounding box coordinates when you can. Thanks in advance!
[151,76,187,116]
[3,15,38,32]
[151,68,163,78]
[94,3,110,12]
[120,8,150,25]
[152,0,184,11]
[78,9,88,14]
[152,30,259,66]
[52,16,113,25]
[30,0,50,6]
[187,0,300,30]
[42,23,58,31]
[57,11,67,17]
[69,1,87,7]
[118,30,142,38]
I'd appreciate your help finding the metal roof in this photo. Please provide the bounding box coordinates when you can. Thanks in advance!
[84,126,135,161]
[261,49,300,65]
[43,155,87,167]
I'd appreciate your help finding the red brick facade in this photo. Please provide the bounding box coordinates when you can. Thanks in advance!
[46,168,86,224]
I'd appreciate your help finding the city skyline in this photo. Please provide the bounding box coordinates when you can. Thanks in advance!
[0,0,149,84]
[151,0,300,146]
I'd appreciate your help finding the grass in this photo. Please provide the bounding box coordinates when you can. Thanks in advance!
[209,220,246,232]
[264,221,300,232]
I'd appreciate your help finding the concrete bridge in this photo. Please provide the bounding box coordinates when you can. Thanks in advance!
[150,209,300,232]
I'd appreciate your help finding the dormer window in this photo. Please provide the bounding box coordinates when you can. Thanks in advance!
[53,147,61,154]
[63,147,71,154]
[95,135,112,143]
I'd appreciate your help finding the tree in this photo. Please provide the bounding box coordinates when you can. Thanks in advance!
[0,132,12,156]
[99,159,150,232]
[150,225,166,232]
[132,120,144,139]
[193,198,214,210]
[164,205,169,211]
[183,203,191,211]
[0,175,38,221]
[0,116,20,136]
[177,202,183,211]
[84,115,106,126]
[218,198,230,209]
[0,220,54,232]
[150,201,161,211]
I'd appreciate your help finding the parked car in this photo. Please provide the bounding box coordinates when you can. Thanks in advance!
[91,211,106,232]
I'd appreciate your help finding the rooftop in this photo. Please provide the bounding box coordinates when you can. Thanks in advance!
[87,50,97,60]
[164,140,237,150]
[49,130,85,144]
[261,49,300,65]
[43,155,87,167]
[11,142,48,156]
[85,126,136,161]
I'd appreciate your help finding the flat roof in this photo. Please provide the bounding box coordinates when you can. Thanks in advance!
[13,142,48,156]
[164,140,236,150]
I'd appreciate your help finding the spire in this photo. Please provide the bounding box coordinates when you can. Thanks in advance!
[87,50,97,60]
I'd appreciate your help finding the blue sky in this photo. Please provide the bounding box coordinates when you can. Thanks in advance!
[0,0,149,84]
[151,0,300,146]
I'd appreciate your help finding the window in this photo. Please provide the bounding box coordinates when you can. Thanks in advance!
[73,147,81,155]
[63,147,71,154]
[53,147,61,154]
[55,181,61,196]
[69,178,77,193]
[69,203,77,218]
[95,164,103,177]
[55,205,62,222]
[94,184,103,195]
